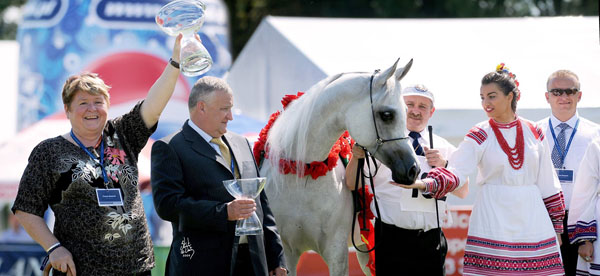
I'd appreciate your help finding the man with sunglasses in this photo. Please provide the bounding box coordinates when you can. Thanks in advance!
[537,70,600,276]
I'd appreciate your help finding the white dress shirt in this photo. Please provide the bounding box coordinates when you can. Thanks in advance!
[371,129,457,231]
[538,113,600,209]
[188,120,223,155]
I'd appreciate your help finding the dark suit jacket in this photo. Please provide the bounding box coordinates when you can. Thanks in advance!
[151,120,286,276]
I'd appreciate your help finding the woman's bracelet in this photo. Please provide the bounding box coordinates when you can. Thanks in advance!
[46,242,61,253]
[40,242,62,271]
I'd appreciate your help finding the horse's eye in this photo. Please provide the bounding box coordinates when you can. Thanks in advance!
[379,111,394,122]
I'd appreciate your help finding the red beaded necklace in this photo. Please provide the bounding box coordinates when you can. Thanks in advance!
[489,118,524,170]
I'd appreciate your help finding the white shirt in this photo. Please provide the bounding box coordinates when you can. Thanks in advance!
[537,113,600,209]
[567,138,600,271]
[188,120,223,155]
[371,128,457,231]
[448,118,563,252]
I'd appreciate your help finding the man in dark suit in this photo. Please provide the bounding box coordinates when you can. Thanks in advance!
[151,76,287,276]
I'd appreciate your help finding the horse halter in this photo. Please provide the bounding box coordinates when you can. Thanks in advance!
[366,69,409,154]
[350,69,409,254]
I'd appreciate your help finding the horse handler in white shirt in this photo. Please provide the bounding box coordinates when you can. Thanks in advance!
[346,84,467,276]
[538,70,600,276]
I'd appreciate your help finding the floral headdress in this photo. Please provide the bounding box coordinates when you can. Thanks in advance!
[496,63,520,101]
[495,63,520,88]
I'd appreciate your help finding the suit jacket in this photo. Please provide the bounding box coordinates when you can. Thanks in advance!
[151,120,286,276]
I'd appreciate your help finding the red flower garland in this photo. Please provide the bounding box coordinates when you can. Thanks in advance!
[253,92,354,179]
[489,119,525,170]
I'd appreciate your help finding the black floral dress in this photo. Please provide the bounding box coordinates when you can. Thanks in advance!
[12,102,156,275]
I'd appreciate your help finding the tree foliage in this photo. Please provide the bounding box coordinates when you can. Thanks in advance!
[1,0,597,53]
[0,0,25,40]
[223,0,598,58]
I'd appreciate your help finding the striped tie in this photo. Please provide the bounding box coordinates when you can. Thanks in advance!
[409,131,424,156]
[551,123,569,168]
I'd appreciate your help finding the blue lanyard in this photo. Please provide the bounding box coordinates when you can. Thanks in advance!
[70,130,109,186]
[228,147,236,179]
[230,156,236,179]
[549,118,579,168]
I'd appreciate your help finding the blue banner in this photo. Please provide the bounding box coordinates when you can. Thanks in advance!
[16,0,231,138]
[0,243,45,276]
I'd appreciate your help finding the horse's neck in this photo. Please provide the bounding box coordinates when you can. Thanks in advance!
[299,90,352,162]
[303,122,342,162]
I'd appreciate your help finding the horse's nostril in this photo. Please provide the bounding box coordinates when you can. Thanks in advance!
[408,164,419,182]
[391,159,421,184]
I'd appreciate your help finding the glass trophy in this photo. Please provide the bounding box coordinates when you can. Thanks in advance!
[156,0,213,76]
[223,177,267,236]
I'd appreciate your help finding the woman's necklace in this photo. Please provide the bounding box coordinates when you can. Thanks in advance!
[489,118,524,170]
[65,133,103,157]
[89,136,103,157]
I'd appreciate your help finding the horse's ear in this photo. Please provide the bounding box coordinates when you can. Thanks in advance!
[394,58,413,81]
[373,58,399,88]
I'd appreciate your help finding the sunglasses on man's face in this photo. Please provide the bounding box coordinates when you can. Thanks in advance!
[548,88,579,97]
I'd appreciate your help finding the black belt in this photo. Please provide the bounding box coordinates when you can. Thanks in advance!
[378,219,441,236]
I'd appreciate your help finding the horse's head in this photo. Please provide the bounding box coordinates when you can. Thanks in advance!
[344,59,420,185]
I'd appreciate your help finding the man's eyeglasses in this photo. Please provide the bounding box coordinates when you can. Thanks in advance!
[548,88,579,96]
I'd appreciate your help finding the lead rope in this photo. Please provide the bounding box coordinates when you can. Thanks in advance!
[351,148,382,253]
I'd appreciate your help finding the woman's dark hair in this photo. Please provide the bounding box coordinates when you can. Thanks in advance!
[482,66,520,112]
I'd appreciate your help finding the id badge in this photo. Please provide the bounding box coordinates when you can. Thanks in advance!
[416,155,432,174]
[398,155,436,213]
[556,169,574,184]
[96,188,124,206]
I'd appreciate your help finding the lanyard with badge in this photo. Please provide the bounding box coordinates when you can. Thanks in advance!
[549,118,579,184]
[227,143,239,179]
[229,150,236,179]
[70,130,124,207]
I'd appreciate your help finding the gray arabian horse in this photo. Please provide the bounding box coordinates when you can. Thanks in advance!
[259,59,419,275]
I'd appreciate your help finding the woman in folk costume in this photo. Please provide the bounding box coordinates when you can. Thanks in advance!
[568,138,600,275]
[395,64,566,275]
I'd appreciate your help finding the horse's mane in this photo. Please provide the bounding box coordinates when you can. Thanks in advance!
[266,73,350,176]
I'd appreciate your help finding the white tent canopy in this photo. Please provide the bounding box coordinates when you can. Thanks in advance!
[227,15,600,205]
[228,15,600,141]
